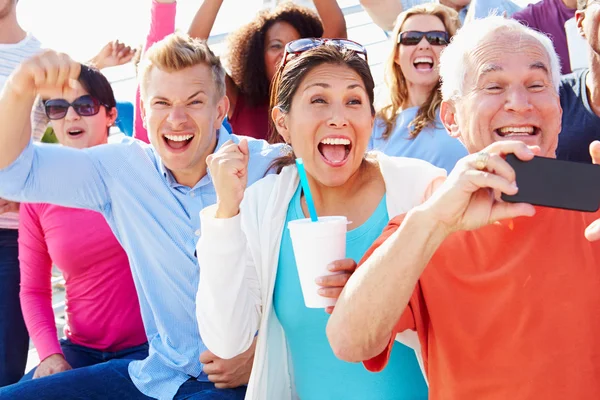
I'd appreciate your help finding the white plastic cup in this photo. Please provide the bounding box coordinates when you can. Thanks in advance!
[288,216,347,308]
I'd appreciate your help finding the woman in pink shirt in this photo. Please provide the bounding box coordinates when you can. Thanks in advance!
[18,65,148,380]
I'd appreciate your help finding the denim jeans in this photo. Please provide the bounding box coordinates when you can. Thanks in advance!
[0,359,247,399]
[21,339,150,381]
[0,229,29,387]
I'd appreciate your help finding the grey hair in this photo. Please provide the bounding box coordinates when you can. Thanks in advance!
[439,16,561,101]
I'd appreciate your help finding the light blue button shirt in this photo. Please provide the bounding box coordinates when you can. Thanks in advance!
[400,0,521,23]
[0,127,281,400]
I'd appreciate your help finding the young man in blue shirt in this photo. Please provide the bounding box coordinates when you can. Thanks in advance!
[0,33,280,400]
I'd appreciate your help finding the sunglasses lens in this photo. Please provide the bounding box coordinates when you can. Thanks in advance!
[426,32,449,46]
[339,40,366,54]
[399,31,449,46]
[73,96,100,116]
[287,38,319,53]
[400,32,424,46]
[45,100,69,120]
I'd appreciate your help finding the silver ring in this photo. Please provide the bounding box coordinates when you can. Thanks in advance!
[474,152,490,170]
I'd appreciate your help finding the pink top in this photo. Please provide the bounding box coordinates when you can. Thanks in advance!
[134,0,176,143]
[19,203,147,361]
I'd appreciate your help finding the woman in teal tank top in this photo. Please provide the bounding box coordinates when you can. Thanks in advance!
[197,40,446,399]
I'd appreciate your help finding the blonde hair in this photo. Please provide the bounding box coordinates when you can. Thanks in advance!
[138,32,226,100]
[378,4,460,139]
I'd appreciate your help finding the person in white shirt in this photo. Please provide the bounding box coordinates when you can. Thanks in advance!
[0,0,43,386]
[196,38,445,400]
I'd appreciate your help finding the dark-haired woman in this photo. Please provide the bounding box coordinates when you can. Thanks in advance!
[18,65,147,381]
[189,0,346,140]
[371,4,467,173]
[195,40,438,399]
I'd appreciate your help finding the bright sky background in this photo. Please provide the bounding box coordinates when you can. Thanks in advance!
[16,0,362,61]
[16,0,358,100]
[16,0,536,102]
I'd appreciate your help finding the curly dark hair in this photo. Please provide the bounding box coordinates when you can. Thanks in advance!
[225,2,324,107]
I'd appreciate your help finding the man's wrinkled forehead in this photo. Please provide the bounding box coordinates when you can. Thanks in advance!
[466,31,551,85]
[143,64,218,100]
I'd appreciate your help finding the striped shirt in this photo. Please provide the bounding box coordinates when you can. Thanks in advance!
[0,34,45,229]
[0,128,281,400]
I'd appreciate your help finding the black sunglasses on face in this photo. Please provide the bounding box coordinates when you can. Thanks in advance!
[397,31,450,46]
[44,95,108,120]
[281,38,368,69]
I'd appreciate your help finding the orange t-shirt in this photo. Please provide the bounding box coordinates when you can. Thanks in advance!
[361,207,600,400]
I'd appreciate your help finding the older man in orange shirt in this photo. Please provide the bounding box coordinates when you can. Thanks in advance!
[328,16,600,400]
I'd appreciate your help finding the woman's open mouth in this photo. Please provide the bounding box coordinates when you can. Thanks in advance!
[317,137,352,167]
[67,128,85,138]
[413,56,434,72]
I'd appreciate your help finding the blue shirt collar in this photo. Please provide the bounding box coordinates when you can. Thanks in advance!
[158,126,232,190]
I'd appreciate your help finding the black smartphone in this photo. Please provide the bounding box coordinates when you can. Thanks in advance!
[501,154,600,212]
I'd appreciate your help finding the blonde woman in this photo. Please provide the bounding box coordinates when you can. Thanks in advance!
[370,4,468,173]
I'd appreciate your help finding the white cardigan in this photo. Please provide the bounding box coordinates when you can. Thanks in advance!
[196,153,445,400]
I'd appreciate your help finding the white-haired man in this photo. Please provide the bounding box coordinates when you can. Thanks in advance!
[328,16,600,400]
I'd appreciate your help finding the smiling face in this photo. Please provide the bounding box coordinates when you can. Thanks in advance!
[396,14,448,89]
[264,21,302,81]
[273,63,374,188]
[48,82,116,149]
[441,31,562,157]
[141,63,228,186]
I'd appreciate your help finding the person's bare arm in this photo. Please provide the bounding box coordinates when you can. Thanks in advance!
[359,0,404,32]
[188,0,224,40]
[328,141,538,362]
[327,208,447,362]
[87,40,136,71]
[315,0,347,38]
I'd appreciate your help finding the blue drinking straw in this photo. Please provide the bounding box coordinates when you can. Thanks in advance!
[295,158,318,222]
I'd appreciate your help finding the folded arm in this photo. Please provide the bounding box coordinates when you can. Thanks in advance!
[196,204,262,360]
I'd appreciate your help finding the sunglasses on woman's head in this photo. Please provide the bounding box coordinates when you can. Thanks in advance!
[397,31,450,46]
[44,95,108,120]
[281,38,368,69]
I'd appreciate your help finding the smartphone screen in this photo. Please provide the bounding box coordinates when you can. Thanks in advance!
[501,154,600,212]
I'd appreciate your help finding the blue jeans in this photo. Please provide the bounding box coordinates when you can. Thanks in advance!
[0,228,29,387]
[0,359,247,399]
[21,339,149,381]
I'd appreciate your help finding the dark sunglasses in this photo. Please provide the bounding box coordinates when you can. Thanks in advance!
[397,30,450,46]
[44,95,109,120]
[281,38,368,69]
